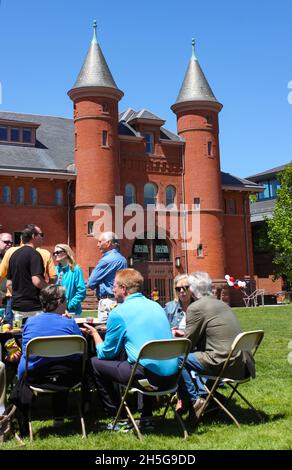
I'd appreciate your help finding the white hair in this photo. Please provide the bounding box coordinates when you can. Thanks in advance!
[188,272,213,299]
[100,231,119,248]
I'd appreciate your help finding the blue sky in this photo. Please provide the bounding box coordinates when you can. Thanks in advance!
[0,0,291,178]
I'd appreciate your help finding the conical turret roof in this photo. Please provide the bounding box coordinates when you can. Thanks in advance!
[68,21,123,100]
[172,40,222,111]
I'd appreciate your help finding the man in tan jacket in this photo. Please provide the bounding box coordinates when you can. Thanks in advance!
[178,271,254,418]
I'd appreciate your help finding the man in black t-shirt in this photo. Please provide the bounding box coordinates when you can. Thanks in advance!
[7,225,47,324]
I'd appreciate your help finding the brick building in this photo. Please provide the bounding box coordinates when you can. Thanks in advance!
[0,25,262,305]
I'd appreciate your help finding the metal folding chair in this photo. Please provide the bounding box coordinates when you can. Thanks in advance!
[24,335,87,441]
[112,338,192,441]
[196,330,264,428]
[243,289,265,307]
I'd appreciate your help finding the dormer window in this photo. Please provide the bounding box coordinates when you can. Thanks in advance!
[23,128,32,143]
[0,127,8,141]
[0,119,38,145]
[11,128,20,142]
[144,133,154,154]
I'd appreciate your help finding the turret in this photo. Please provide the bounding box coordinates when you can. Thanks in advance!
[68,22,124,275]
[171,40,225,279]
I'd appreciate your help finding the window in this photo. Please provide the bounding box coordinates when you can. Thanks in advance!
[88,221,94,235]
[225,199,237,214]
[197,244,204,257]
[11,128,20,142]
[194,197,200,210]
[257,179,280,200]
[23,128,32,143]
[102,103,109,113]
[55,189,63,206]
[270,179,280,198]
[166,185,176,208]
[206,115,211,124]
[153,239,170,261]
[2,186,11,204]
[207,141,212,156]
[144,183,157,207]
[30,187,38,205]
[132,237,171,262]
[17,187,25,205]
[144,133,154,153]
[133,239,150,262]
[125,184,136,205]
[102,130,108,147]
[0,127,8,141]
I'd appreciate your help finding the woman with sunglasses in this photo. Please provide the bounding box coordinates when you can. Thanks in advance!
[164,274,193,337]
[53,244,86,316]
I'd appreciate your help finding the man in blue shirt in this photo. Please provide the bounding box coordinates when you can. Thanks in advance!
[87,232,127,322]
[82,269,178,423]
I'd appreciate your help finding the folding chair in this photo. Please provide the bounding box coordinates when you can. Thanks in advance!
[243,289,265,307]
[112,338,192,441]
[196,330,264,428]
[24,335,87,441]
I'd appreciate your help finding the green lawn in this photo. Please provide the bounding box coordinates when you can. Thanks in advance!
[1,306,292,450]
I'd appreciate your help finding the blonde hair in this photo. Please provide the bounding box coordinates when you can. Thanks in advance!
[115,268,144,295]
[173,273,189,300]
[55,244,76,270]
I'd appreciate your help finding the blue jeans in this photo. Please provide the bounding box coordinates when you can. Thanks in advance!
[178,352,212,404]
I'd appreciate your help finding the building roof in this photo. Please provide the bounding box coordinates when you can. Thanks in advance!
[221,171,263,192]
[69,22,122,96]
[173,40,221,108]
[249,199,276,223]
[119,108,182,142]
[246,162,291,181]
[0,111,75,173]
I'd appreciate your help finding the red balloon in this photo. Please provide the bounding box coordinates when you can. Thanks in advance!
[229,277,235,283]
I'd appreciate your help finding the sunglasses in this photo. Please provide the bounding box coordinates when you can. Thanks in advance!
[175,285,189,293]
[2,240,13,246]
[53,250,65,256]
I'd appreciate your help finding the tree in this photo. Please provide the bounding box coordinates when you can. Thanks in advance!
[266,163,292,286]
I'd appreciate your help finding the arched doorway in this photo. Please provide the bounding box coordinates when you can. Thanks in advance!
[132,235,174,304]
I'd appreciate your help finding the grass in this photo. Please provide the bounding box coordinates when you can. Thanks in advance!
[1,305,292,450]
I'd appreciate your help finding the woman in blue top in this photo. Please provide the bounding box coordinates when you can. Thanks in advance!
[54,244,86,316]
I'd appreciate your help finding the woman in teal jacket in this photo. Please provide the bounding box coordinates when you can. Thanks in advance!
[54,244,86,316]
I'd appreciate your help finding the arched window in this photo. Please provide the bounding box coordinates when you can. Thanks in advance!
[125,184,136,205]
[17,187,24,205]
[55,189,63,206]
[144,183,157,207]
[30,187,38,206]
[166,185,176,208]
[2,186,11,204]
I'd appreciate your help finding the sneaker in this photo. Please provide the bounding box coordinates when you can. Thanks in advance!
[102,420,134,432]
[139,417,155,431]
[192,397,206,419]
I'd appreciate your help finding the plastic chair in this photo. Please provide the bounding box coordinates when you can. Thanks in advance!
[24,335,87,441]
[112,338,192,441]
[243,289,265,307]
[196,330,264,428]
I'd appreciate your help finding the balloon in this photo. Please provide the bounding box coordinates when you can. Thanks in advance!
[229,277,235,283]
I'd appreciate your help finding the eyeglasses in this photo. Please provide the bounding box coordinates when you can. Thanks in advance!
[2,240,13,246]
[175,285,189,293]
[36,232,44,238]
[53,250,65,256]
